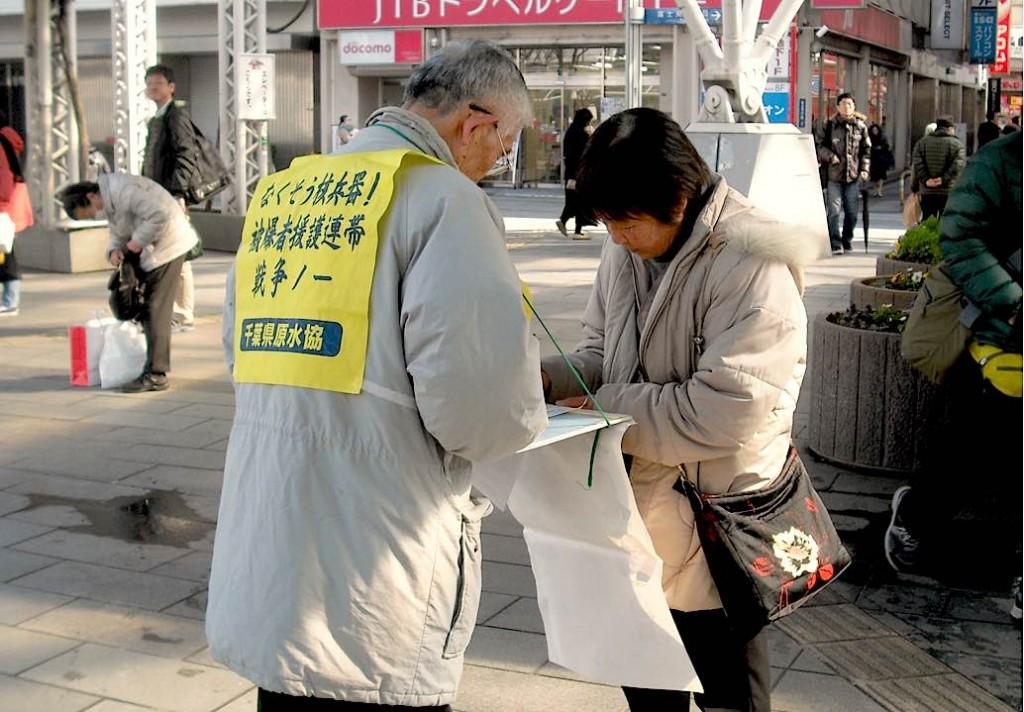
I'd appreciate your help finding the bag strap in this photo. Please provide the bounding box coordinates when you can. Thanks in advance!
[523,293,610,489]
[0,131,23,180]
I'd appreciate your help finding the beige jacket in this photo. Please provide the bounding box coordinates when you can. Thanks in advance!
[543,176,818,611]
[99,172,197,272]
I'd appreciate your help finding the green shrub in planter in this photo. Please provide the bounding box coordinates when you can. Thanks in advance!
[885,216,941,265]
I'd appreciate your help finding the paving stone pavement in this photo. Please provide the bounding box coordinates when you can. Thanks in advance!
[0,188,1020,711]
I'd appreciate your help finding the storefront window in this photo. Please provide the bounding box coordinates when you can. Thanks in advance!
[868,64,891,130]
[506,43,661,185]
[811,51,852,134]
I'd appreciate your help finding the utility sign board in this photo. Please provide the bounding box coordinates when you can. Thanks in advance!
[339,29,424,65]
[237,54,275,121]
[930,0,964,49]
[763,82,790,124]
[970,0,998,64]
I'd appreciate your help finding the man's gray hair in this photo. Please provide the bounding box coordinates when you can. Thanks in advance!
[403,40,532,131]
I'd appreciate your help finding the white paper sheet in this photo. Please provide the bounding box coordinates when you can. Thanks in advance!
[473,417,701,692]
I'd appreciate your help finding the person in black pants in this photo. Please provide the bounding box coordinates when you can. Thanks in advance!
[886,132,1022,619]
[555,107,594,240]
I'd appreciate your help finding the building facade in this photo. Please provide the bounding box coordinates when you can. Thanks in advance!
[0,0,1018,189]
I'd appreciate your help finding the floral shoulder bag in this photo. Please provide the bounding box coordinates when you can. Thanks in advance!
[675,247,852,638]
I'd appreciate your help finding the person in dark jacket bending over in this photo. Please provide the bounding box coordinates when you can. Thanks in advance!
[143,64,198,333]
[816,93,870,255]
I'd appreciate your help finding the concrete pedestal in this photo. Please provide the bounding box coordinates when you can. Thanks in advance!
[16,225,111,273]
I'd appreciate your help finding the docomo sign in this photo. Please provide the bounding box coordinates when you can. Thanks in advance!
[339,30,424,65]
[319,0,786,29]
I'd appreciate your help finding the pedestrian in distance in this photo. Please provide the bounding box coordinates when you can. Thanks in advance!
[142,63,199,333]
[555,107,595,240]
[541,108,819,711]
[816,92,871,255]
[976,111,1001,151]
[335,114,356,150]
[911,118,966,221]
[205,39,548,710]
[868,123,891,198]
[59,175,198,393]
[886,130,1022,619]
[0,124,32,317]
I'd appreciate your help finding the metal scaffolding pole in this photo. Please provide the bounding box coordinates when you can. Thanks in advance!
[624,0,643,109]
[111,0,157,175]
[219,0,268,214]
[25,0,58,226]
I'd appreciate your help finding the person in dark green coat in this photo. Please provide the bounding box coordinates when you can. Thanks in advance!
[886,131,1022,619]
[911,118,966,220]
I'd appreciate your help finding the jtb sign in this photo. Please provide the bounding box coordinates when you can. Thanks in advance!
[319,0,783,29]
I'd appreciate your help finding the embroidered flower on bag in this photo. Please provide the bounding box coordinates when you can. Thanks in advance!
[772,527,820,578]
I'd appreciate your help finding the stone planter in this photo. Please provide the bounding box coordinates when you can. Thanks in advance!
[875,256,932,276]
[849,276,918,310]
[807,312,951,475]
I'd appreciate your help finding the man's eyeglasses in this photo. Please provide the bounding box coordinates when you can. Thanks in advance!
[469,103,513,178]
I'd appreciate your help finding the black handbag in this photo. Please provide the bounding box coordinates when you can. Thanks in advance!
[678,448,852,637]
[186,122,231,205]
[108,253,147,321]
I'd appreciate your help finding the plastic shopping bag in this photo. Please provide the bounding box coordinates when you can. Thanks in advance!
[69,316,118,387]
[98,320,147,389]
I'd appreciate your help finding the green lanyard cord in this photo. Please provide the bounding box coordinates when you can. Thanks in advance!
[523,292,611,488]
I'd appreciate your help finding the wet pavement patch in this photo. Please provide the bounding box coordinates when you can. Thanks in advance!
[23,490,214,548]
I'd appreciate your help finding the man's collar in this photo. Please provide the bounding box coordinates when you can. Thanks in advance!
[153,98,174,118]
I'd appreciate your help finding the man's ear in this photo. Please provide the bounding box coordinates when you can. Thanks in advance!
[460,110,492,145]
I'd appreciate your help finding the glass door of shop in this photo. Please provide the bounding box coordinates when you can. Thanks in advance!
[519,87,602,186]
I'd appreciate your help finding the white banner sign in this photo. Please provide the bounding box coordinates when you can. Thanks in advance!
[1011,26,1024,59]
[931,0,965,49]
[237,53,275,121]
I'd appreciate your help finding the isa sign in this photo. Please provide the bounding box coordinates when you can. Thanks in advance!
[970,0,998,63]
[763,83,790,124]
[339,30,424,65]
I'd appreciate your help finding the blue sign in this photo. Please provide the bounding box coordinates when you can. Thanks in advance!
[970,7,998,63]
[798,98,807,128]
[643,7,721,25]
[763,92,790,124]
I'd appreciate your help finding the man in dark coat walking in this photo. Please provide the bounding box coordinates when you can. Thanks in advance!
[816,93,870,255]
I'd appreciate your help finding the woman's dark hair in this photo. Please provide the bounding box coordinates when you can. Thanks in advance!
[868,123,881,136]
[570,108,593,128]
[59,181,100,218]
[576,108,711,224]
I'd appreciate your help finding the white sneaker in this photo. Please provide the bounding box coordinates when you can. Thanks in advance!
[171,320,195,333]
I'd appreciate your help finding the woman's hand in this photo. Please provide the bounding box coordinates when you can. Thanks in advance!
[556,395,591,410]
[126,239,143,254]
[109,249,124,267]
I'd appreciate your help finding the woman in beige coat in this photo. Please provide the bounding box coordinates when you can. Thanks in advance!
[541,108,818,711]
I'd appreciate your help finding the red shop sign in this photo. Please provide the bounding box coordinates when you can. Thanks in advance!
[990,0,1012,75]
[319,0,783,30]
